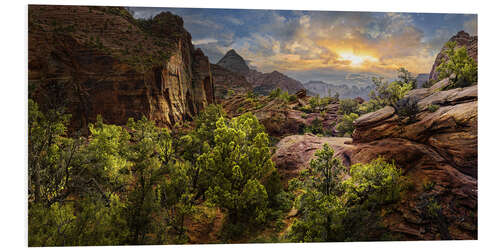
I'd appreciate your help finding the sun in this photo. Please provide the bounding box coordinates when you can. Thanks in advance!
[339,52,378,67]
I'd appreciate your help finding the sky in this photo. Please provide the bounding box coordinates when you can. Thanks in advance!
[128,7,477,85]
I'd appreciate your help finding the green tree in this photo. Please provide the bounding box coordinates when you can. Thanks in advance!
[199,113,275,232]
[288,145,405,242]
[309,144,345,196]
[156,161,195,243]
[28,99,74,205]
[436,41,477,89]
[122,116,174,244]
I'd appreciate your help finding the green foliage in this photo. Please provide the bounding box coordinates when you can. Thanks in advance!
[394,96,419,124]
[309,95,331,112]
[28,99,73,205]
[246,90,257,99]
[28,99,289,245]
[269,87,282,99]
[269,88,297,103]
[422,180,436,192]
[122,116,174,244]
[335,113,359,137]
[343,158,403,206]
[309,144,345,196]
[425,198,442,219]
[28,195,128,246]
[396,67,417,89]
[436,41,478,89]
[427,104,440,113]
[288,148,405,242]
[339,98,360,116]
[303,118,326,135]
[370,76,413,107]
[200,113,274,227]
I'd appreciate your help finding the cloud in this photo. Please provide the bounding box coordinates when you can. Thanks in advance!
[127,7,474,82]
[463,18,478,36]
[192,38,218,45]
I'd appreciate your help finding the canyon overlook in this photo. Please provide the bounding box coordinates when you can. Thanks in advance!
[27,5,478,244]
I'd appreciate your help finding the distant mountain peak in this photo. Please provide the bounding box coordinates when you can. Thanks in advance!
[216,49,249,74]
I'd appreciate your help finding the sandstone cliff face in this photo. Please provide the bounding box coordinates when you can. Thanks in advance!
[429,31,477,82]
[273,77,477,240]
[28,5,215,130]
[211,64,252,100]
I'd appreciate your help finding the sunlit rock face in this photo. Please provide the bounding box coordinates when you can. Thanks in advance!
[28,5,215,131]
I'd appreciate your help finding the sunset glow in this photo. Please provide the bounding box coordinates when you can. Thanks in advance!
[130,7,478,81]
[338,52,379,67]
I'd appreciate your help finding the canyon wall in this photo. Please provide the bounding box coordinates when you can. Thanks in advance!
[28,5,215,130]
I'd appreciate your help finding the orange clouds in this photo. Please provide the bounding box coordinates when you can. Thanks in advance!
[237,12,440,77]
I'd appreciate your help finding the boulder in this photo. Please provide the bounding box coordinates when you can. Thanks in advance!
[272,135,354,185]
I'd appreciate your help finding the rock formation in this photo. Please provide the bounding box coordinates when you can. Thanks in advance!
[273,77,477,240]
[213,49,305,95]
[429,31,477,82]
[28,5,215,131]
[216,49,250,75]
[221,91,339,138]
[247,70,305,95]
[272,135,353,186]
[211,63,252,100]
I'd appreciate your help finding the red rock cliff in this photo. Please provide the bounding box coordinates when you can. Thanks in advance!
[28,5,215,130]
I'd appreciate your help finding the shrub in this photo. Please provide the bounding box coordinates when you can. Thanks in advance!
[288,148,405,242]
[427,104,439,112]
[394,96,419,124]
[303,118,325,135]
[309,95,330,112]
[369,69,414,107]
[335,113,359,137]
[339,98,360,115]
[436,41,477,89]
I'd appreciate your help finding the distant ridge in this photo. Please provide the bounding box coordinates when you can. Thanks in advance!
[214,49,305,95]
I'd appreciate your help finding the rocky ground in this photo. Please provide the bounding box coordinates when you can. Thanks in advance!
[220,89,339,138]
[272,77,477,240]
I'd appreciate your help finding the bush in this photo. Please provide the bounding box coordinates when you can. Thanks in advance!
[335,113,359,137]
[436,41,477,89]
[270,88,297,103]
[369,68,414,107]
[394,96,419,124]
[339,99,360,115]
[303,118,326,135]
[427,104,439,112]
[309,95,330,112]
[288,146,405,242]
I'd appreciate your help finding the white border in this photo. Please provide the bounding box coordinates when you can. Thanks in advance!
[1,0,498,249]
